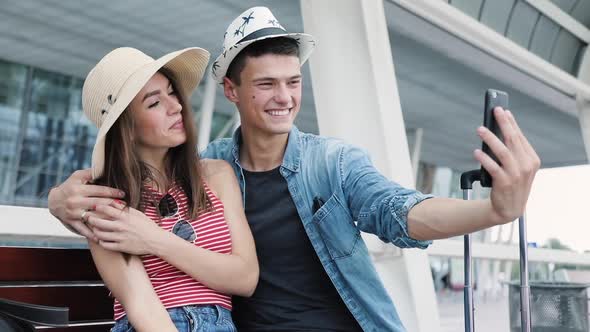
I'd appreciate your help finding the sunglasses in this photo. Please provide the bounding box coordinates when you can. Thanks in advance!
[157,193,178,218]
[154,193,196,243]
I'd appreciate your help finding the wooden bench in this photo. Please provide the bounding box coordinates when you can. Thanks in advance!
[0,245,113,331]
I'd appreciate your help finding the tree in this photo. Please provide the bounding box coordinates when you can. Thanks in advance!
[542,238,572,251]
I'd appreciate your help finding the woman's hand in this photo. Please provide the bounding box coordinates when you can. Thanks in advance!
[86,200,163,255]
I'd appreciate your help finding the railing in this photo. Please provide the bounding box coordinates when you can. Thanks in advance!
[428,238,590,267]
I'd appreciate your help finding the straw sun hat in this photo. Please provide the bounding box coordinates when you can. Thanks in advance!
[82,47,210,180]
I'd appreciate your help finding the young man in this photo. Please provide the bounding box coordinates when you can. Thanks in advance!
[48,7,540,331]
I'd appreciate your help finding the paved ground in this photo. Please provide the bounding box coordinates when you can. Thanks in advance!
[438,290,511,332]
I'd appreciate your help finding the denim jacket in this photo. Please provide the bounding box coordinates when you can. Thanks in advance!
[202,126,433,331]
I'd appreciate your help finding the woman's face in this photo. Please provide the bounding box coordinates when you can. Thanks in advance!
[129,72,187,157]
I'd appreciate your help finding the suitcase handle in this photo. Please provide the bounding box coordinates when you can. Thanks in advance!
[460,169,531,332]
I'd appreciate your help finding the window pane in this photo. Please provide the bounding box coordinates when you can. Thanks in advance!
[0,60,26,204]
[14,69,96,206]
[211,112,233,139]
[58,78,96,183]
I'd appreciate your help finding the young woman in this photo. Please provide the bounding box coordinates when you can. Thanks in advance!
[80,47,258,332]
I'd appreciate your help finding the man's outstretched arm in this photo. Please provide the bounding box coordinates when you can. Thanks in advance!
[407,107,540,240]
[343,107,540,245]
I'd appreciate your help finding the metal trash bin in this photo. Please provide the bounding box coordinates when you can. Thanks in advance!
[508,282,589,332]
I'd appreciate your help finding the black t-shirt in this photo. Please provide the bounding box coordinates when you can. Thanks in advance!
[232,167,363,332]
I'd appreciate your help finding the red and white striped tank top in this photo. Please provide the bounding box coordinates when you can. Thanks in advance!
[113,182,233,320]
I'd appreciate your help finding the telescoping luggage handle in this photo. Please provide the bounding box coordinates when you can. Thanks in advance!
[460,169,531,332]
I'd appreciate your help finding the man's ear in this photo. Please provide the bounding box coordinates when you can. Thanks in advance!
[223,77,239,103]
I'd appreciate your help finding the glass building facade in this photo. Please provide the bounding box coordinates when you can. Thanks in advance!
[0,58,231,208]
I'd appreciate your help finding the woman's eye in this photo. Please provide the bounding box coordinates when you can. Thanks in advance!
[148,101,160,108]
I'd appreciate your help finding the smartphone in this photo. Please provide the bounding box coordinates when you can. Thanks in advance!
[480,89,508,188]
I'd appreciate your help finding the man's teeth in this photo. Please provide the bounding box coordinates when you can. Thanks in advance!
[267,109,290,116]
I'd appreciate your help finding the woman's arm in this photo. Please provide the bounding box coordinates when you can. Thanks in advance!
[89,159,259,297]
[87,242,177,332]
[154,159,259,296]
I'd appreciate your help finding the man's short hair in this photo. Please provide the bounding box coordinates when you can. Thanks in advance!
[226,37,300,85]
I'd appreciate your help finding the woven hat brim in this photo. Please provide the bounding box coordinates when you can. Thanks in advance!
[212,33,315,83]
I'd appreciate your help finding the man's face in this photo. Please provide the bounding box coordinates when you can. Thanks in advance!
[224,54,302,137]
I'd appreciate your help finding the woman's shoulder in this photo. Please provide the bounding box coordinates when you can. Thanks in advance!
[199,159,236,197]
[200,158,234,179]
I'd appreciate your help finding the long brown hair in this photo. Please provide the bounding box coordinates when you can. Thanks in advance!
[95,68,210,218]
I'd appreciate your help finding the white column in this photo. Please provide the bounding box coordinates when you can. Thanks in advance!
[411,128,424,183]
[300,1,440,331]
[577,47,590,162]
[198,71,217,152]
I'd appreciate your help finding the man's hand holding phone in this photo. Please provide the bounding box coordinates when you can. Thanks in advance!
[474,90,541,224]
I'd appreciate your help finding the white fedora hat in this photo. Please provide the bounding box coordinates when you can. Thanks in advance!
[82,47,210,180]
[211,6,316,83]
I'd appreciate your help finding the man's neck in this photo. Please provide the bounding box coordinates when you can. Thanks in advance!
[239,127,289,172]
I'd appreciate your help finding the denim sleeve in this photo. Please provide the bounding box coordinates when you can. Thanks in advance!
[340,144,434,249]
[200,145,214,159]
[199,138,230,160]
